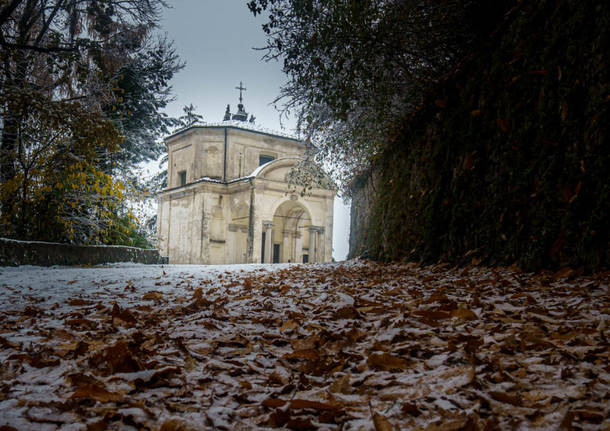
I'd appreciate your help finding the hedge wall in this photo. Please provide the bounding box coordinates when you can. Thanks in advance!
[350,0,609,271]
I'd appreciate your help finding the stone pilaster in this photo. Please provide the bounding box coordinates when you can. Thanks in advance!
[263,221,273,263]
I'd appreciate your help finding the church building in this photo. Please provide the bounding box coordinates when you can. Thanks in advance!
[157,84,335,264]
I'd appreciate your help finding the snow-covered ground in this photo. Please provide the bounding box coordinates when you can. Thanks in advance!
[0,263,290,313]
[0,261,608,430]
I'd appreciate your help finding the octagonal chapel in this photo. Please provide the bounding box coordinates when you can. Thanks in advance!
[157,88,335,264]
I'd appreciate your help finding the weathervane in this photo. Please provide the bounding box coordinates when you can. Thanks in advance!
[235,81,247,104]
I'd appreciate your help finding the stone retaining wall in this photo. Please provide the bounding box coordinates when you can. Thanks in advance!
[0,238,166,266]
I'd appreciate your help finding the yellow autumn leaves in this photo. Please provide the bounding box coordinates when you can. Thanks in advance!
[56,163,137,242]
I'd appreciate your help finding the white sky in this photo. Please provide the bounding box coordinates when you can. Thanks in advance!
[156,0,351,260]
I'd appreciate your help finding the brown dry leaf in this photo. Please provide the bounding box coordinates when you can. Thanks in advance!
[192,288,204,300]
[489,391,522,406]
[334,306,361,319]
[262,398,287,408]
[268,371,289,386]
[413,309,451,321]
[288,399,341,411]
[421,417,472,431]
[66,318,97,330]
[66,373,101,387]
[286,417,316,430]
[559,411,574,430]
[238,380,252,390]
[280,320,298,332]
[571,409,605,422]
[111,303,137,327]
[67,298,93,306]
[7,353,59,368]
[89,340,143,376]
[86,420,109,431]
[268,409,291,427]
[56,340,89,358]
[231,341,254,356]
[367,352,410,371]
[142,291,164,301]
[357,305,386,313]
[373,412,394,431]
[0,336,18,349]
[328,373,351,394]
[290,334,320,350]
[402,402,420,416]
[552,267,574,280]
[70,384,123,403]
[451,308,478,320]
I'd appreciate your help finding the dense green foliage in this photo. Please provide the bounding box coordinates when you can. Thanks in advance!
[350,0,609,271]
[249,0,512,185]
[0,0,182,246]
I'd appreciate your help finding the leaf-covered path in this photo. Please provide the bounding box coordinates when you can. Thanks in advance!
[0,261,608,430]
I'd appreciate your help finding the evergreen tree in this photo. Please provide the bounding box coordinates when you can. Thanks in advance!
[178,103,203,128]
[0,0,183,245]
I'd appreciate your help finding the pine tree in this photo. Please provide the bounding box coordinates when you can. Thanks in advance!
[0,0,183,245]
[178,104,204,128]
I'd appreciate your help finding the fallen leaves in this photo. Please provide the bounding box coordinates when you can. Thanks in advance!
[328,372,351,394]
[0,261,609,429]
[488,390,522,406]
[70,383,123,403]
[280,319,298,332]
[288,399,342,411]
[111,303,137,327]
[141,291,164,301]
[89,340,143,375]
[373,412,394,431]
[367,352,410,371]
[451,307,478,320]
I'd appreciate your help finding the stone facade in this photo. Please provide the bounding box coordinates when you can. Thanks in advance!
[157,121,335,264]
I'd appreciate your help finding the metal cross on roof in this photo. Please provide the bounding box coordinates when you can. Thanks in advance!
[235,81,247,104]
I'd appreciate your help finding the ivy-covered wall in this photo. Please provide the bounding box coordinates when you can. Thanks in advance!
[350,0,609,271]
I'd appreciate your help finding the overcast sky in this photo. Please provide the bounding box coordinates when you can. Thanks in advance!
[158,0,351,260]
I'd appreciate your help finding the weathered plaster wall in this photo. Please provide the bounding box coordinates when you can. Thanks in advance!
[166,126,303,187]
[226,129,302,180]
[158,170,334,264]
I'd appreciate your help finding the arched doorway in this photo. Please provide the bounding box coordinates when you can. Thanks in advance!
[262,200,312,263]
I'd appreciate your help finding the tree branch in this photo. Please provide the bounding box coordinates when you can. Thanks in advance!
[0,0,25,28]
[0,40,78,53]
